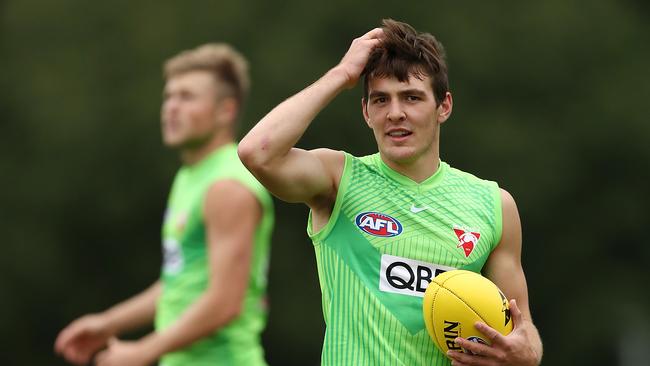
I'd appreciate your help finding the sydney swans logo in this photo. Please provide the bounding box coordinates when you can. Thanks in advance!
[453,226,480,257]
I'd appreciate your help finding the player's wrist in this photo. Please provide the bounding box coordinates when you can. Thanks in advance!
[325,66,357,90]
[135,333,165,364]
[99,310,126,336]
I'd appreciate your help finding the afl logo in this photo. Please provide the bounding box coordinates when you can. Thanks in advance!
[355,212,403,237]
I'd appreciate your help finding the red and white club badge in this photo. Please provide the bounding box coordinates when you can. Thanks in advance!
[453,227,481,257]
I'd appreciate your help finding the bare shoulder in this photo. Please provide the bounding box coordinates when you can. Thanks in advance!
[204,180,260,217]
[500,188,521,222]
[490,187,523,261]
[500,188,517,207]
[310,148,345,193]
[311,148,345,170]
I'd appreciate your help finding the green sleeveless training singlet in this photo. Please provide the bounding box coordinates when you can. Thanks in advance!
[156,143,274,366]
[308,152,502,366]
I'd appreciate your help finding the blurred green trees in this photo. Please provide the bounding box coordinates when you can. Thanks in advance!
[1,1,648,365]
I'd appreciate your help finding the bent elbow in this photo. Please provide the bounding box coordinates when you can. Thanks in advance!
[227,302,244,322]
[237,138,255,167]
[216,302,244,329]
[201,299,245,334]
[237,138,265,171]
[237,137,277,177]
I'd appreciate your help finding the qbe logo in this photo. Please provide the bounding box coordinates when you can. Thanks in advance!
[379,254,455,298]
[355,212,403,237]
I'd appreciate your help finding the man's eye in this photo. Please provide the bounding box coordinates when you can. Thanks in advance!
[180,92,194,100]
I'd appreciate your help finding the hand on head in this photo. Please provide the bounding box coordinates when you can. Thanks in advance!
[334,28,385,89]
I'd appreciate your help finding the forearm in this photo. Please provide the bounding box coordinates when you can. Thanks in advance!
[238,67,349,168]
[102,281,161,335]
[135,289,239,361]
[524,319,543,364]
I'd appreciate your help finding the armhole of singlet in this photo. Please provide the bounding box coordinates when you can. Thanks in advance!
[308,152,352,244]
[492,182,504,251]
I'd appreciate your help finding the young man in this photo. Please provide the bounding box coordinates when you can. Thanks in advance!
[55,44,274,366]
[238,19,542,365]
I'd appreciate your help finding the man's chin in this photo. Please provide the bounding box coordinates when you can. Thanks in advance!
[162,138,184,149]
[162,132,186,145]
[381,147,418,163]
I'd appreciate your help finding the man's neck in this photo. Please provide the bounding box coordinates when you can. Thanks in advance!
[180,132,233,166]
[380,150,440,184]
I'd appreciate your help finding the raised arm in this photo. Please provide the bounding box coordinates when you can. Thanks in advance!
[448,189,543,365]
[238,28,384,208]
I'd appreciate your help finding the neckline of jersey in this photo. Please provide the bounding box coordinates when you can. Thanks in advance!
[182,142,237,174]
[374,153,448,190]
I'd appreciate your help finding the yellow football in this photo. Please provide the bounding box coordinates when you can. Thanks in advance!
[422,270,513,355]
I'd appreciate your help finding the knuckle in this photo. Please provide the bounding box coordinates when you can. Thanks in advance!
[495,352,507,362]
[489,329,500,340]
[502,340,516,352]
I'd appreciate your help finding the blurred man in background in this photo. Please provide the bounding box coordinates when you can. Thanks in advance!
[238,19,542,365]
[55,43,274,366]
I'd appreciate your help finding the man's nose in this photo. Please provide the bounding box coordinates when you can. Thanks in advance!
[386,102,406,122]
[163,97,179,115]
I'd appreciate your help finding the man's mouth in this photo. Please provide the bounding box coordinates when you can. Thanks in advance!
[387,130,412,137]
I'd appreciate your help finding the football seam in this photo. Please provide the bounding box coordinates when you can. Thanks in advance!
[429,284,444,350]
[443,277,487,327]
[430,271,493,351]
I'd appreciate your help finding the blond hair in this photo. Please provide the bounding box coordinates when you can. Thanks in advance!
[163,43,250,104]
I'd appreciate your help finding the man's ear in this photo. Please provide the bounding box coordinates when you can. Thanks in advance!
[216,97,239,126]
[362,98,372,128]
[436,92,453,124]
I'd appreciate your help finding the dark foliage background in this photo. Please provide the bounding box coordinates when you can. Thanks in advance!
[1,1,648,365]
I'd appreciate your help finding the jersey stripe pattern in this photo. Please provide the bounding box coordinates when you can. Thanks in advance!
[308,153,502,365]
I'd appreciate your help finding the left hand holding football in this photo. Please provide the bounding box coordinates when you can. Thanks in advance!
[447,299,540,366]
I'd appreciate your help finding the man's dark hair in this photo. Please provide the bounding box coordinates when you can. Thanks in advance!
[363,19,449,105]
